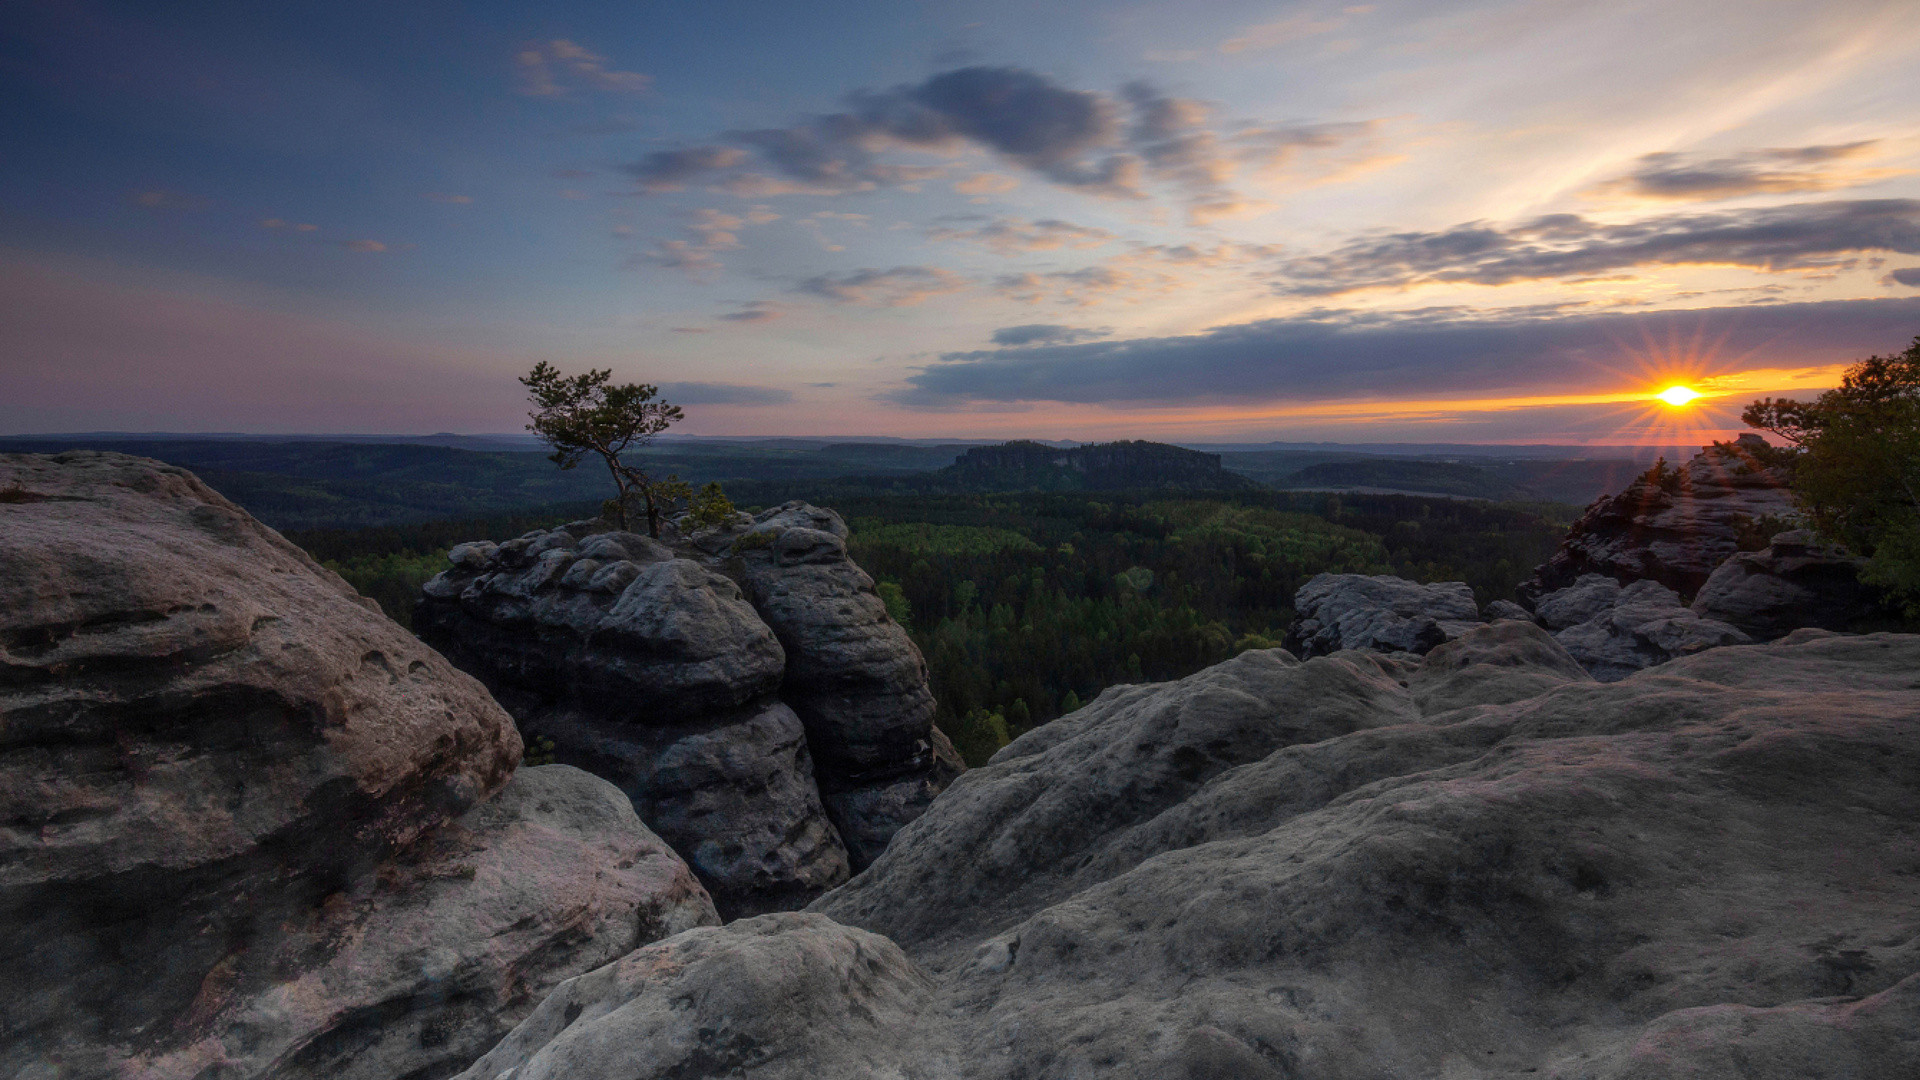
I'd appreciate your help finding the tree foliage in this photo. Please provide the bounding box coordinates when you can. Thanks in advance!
[1744,336,1920,615]
[520,362,687,535]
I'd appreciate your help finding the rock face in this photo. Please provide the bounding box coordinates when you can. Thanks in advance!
[416,500,959,915]
[1535,573,1752,681]
[0,452,718,1079]
[1691,529,1886,640]
[475,626,1920,1079]
[1518,433,1796,603]
[1283,572,1483,658]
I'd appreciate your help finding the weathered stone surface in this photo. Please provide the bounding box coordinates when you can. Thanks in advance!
[1538,574,1752,681]
[1519,433,1797,603]
[1283,572,1482,658]
[1483,598,1535,622]
[1691,529,1886,639]
[0,452,713,1079]
[453,912,945,1080]
[127,766,718,1080]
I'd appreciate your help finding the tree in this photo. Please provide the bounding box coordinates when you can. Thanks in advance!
[1744,336,1920,616]
[519,362,685,536]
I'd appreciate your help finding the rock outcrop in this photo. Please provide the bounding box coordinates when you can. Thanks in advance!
[0,452,717,1079]
[1535,573,1752,681]
[1691,529,1886,640]
[416,501,959,915]
[469,626,1920,1079]
[1518,433,1796,603]
[1283,572,1482,658]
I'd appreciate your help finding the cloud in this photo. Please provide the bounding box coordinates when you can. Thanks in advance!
[891,296,1920,407]
[1593,142,1900,201]
[425,192,474,204]
[131,190,208,210]
[926,216,1114,255]
[1275,198,1920,295]
[1219,13,1344,54]
[717,300,784,323]
[1888,267,1920,287]
[992,264,1177,307]
[991,324,1112,346]
[621,66,1141,198]
[259,218,318,231]
[639,206,781,279]
[953,172,1019,195]
[341,239,388,252]
[515,40,651,97]
[795,266,968,306]
[656,381,794,406]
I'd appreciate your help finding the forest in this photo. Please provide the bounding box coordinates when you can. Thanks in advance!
[291,488,1576,765]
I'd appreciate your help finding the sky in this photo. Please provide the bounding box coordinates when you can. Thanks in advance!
[3,0,1920,444]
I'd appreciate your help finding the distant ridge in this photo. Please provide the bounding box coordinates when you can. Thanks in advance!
[940,440,1259,492]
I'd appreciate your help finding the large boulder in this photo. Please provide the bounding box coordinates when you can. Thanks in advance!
[1691,529,1887,640]
[469,628,1920,1079]
[1518,433,1796,603]
[1536,574,1752,681]
[416,500,959,913]
[1283,573,1483,658]
[0,452,718,1078]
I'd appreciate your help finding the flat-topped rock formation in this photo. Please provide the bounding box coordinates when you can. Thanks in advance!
[470,626,1920,1079]
[0,452,717,1080]
[416,500,960,916]
[1518,432,1796,604]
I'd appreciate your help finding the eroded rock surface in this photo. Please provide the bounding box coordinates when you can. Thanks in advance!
[1691,529,1886,640]
[417,500,957,914]
[1283,572,1482,658]
[1537,573,1752,681]
[1519,433,1797,603]
[0,452,717,1079]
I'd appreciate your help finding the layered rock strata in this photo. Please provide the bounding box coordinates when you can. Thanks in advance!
[1518,432,1796,604]
[416,501,958,915]
[469,627,1920,1079]
[0,452,717,1080]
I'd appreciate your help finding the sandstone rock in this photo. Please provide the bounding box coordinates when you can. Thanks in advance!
[1691,529,1885,640]
[417,528,850,916]
[453,912,945,1080]
[1539,574,1751,681]
[1483,598,1535,622]
[1283,573,1482,658]
[1519,433,1797,603]
[801,630,1920,1080]
[126,766,717,1080]
[0,452,713,1079]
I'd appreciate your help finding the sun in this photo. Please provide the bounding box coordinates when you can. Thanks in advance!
[1656,384,1702,407]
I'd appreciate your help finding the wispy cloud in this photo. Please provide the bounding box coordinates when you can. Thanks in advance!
[1592,142,1903,201]
[341,239,389,253]
[796,265,968,306]
[892,296,1920,407]
[260,218,318,231]
[1219,12,1345,54]
[1274,199,1920,295]
[927,216,1114,255]
[514,40,651,97]
[425,192,474,204]
[1887,267,1920,287]
[992,264,1176,307]
[991,323,1112,346]
[639,206,780,279]
[717,300,785,323]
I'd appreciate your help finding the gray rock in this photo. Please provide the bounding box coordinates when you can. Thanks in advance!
[1284,573,1482,658]
[1540,574,1751,681]
[1519,433,1798,602]
[1482,598,1536,622]
[1691,529,1886,639]
[452,912,946,1080]
[0,452,713,1080]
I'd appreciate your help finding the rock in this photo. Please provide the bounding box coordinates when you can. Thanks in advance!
[1483,598,1535,622]
[452,912,943,1080]
[1691,529,1885,639]
[808,631,1920,1079]
[0,452,715,1079]
[127,766,718,1080]
[1519,433,1797,603]
[417,499,958,906]
[418,530,850,916]
[1283,573,1482,658]
[1539,574,1751,681]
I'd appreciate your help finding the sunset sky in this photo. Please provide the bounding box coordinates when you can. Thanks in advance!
[4,0,1920,443]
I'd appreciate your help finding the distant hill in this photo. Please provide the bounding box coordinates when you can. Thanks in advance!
[939,440,1260,492]
[1276,459,1525,500]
